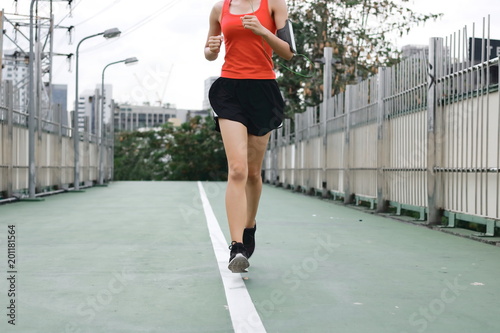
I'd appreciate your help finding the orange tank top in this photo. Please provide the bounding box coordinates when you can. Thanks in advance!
[220,0,276,79]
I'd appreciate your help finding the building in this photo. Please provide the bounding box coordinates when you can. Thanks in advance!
[1,49,29,110]
[401,44,429,58]
[78,89,99,133]
[115,104,176,131]
[97,83,113,124]
[73,84,113,133]
[3,50,69,126]
[51,84,69,127]
[114,103,209,132]
[203,76,218,110]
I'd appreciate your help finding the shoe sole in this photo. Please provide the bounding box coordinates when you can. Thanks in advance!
[228,253,249,273]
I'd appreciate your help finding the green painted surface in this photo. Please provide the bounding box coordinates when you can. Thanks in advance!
[0,181,499,333]
[0,182,231,333]
[242,186,500,333]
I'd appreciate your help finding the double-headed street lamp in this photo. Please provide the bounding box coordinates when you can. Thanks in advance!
[98,57,139,185]
[73,28,121,191]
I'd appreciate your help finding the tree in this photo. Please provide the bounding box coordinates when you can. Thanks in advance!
[114,125,173,180]
[277,0,442,114]
[165,116,227,181]
[113,116,227,181]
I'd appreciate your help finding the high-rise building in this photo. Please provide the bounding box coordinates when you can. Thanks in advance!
[51,84,69,127]
[78,89,99,133]
[74,84,112,133]
[1,49,29,110]
[97,83,113,124]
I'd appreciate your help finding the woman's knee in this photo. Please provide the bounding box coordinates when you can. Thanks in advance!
[228,161,248,182]
[247,167,262,183]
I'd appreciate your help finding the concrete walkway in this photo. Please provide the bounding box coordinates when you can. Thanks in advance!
[0,181,498,333]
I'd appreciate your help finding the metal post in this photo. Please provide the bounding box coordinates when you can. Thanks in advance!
[57,105,63,190]
[100,60,125,185]
[0,10,4,84]
[95,87,102,184]
[74,32,105,191]
[28,0,37,198]
[83,116,89,185]
[294,112,300,190]
[376,67,388,212]
[322,47,333,197]
[36,37,43,192]
[47,13,54,124]
[99,83,105,185]
[344,86,353,204]
[111,100,116,180]
[427,37,444,224]
[5,81,14,198]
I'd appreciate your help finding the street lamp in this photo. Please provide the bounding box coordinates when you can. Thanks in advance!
[73,28,121,191]
[98,57,138,185]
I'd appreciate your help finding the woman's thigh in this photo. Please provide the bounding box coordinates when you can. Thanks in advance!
[218,118,248,167]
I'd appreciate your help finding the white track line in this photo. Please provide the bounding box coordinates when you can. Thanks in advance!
[197,182,267,333]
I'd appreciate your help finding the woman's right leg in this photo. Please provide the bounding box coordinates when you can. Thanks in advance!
[218,118,248,244]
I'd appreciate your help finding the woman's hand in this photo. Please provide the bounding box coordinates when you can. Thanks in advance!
[207,35,224,55]
[241,15,268,37]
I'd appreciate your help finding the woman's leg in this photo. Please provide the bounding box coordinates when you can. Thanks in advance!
[246,132,271,228]
[218,119,249,243]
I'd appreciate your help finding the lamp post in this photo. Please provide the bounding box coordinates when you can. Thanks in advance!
[28,0,37,198]
[98,57,138,185]
[73,28,120,191]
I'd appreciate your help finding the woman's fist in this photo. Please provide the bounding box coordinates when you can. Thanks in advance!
[208,35,223,54]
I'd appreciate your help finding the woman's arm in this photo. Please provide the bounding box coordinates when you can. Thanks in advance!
[241,0,294,60]
[205,1,223,61]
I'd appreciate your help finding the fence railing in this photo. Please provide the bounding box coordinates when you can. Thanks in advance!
[0,81,113,200]
[264,17,499,236]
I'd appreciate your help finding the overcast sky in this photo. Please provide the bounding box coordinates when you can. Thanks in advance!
[3,0,499,111]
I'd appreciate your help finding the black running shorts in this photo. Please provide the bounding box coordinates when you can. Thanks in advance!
[208,77,285,136]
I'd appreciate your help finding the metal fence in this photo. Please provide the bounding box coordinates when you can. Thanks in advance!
[264,17,499,235]
[0,81,113,200]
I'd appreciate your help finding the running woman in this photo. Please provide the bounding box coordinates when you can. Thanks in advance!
[204,0,294,272]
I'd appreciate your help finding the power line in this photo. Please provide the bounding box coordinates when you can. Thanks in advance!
[55,0,83,27]
[122,0,182,36]
[72,1,121,26]
[78,0,182,54]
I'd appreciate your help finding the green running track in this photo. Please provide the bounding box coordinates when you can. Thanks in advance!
[0,181,498,333]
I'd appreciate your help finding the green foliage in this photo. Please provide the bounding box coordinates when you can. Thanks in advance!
[165,116,228,181]
[277,0,442,114]
[113,127,171,180]
[113,116,227,181]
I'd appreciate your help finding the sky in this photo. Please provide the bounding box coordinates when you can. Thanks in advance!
[2,0,500,112]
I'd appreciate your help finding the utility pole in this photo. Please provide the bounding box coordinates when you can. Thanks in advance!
[0,10,4,84]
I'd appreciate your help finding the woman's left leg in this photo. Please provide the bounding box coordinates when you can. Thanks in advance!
[245,132,271,228]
